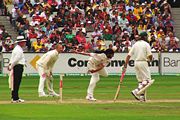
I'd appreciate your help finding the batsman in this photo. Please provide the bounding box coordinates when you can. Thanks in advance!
[124,32,154,102]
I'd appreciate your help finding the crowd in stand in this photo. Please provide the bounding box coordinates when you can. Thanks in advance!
[0,0,180,53]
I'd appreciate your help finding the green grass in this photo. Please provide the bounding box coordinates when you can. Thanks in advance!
[1,103,180,120]
[0,75,180,120]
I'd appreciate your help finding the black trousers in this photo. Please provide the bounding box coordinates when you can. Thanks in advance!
[11,64,24,100]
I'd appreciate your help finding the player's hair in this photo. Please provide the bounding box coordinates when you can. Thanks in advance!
[95,49,114,55]
[104,49,114,55]
[94,49,105,54]
[55,43,62,49]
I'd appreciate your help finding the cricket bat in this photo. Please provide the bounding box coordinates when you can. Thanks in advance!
[114,69,126,101]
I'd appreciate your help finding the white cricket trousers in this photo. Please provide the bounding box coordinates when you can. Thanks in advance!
[134,61,151,82]
[134,61,151,95]
[36,64,54,94]
[87,68,108,97]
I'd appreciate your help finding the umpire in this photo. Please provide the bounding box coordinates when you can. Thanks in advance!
[8,36,26,103]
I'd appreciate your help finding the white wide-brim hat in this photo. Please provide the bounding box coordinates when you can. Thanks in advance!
[15,36,27,43]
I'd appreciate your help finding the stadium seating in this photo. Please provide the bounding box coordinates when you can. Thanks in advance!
[0,0,179,52]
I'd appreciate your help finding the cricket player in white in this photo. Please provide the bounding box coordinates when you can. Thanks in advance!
[36,44,63,97]
[75,49,114,101]
[124,32,154,102]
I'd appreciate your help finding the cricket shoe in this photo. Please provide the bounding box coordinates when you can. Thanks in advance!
[11,99,25,103]
[39,92,48,97]
[131,90,140,100]
[49,92,60,97]
[86,96,96,101]
[139,94,146,102]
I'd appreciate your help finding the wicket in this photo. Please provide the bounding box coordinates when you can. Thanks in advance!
[59,74,64,102]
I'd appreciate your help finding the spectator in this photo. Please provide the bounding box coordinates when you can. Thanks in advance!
[0,0,5,15]
[45,39,53,51]
[39,44,48,52]
[27,27,38,39]
[17,0,25,10]
[125,2,134,12]
[4,0,178,53]
[103,23,113,40]
[168,38,179,52]
[32,37,43,52]
[91,27,102,40]
[5,36,14,51]
[11,5,19,28]
[76,29,86,45]
[126,9,137,25]
[133,3,142,20]
[159,34,168,52]
[165,32,179,46]
[89,39,97,51]
[118,13,129,29]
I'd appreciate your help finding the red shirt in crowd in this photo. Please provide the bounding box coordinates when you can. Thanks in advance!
[76,32,86,44]
[28,31,38,39]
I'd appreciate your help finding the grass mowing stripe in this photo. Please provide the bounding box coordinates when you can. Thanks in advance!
[0,103,180,120]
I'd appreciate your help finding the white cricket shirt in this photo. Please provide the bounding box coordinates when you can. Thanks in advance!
[9,45,26,67]
[128,40,152,61]
[36,49,59,71]
[89,53,110,66]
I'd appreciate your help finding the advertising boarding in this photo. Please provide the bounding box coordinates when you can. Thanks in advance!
[2,53,159,74]
[161,53,180,74]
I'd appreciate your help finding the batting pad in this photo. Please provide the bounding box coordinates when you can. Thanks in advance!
[137,79,155,95]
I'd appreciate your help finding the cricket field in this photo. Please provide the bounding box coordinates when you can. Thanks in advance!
[0,75,180,120]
